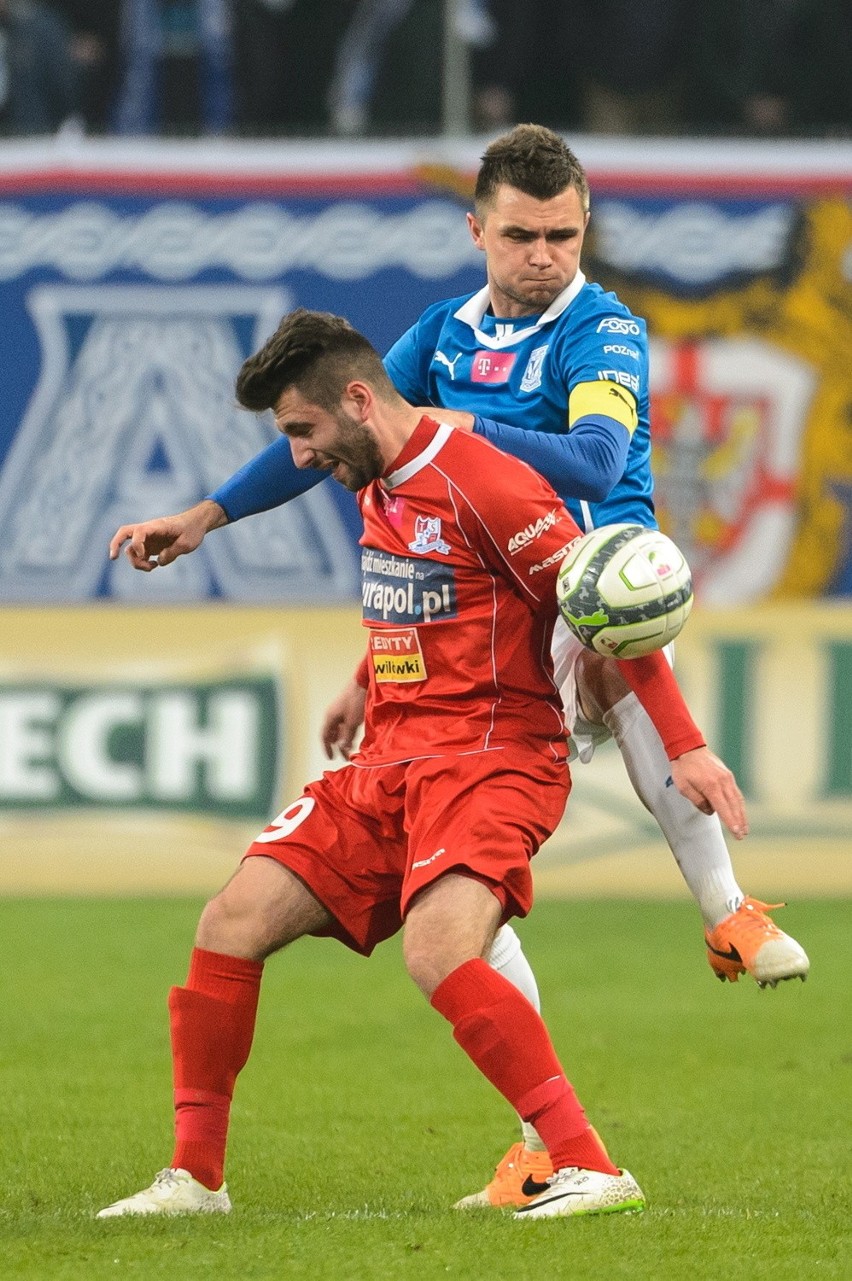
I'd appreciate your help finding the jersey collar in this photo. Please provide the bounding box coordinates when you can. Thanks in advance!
[381,416,454,491]
[453,271,587,350]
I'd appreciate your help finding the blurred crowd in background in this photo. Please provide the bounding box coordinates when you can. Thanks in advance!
[1,0,851,140]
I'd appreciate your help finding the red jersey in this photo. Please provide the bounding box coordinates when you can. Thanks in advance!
[354,416,582,766]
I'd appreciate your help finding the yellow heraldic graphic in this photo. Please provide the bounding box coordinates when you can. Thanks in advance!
[606,199,852,599]
[369,628,427,682]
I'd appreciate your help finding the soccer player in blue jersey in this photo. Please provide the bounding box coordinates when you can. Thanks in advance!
[110,125,808,1209]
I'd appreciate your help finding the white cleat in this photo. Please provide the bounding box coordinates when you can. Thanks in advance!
[96,1167,232,1218]
[750,935,810,985]
[514,1166,645,1220]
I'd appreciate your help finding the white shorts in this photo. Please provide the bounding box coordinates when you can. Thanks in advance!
[551,615,674,765]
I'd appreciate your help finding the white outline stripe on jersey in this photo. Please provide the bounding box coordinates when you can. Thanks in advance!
[430,461,567,750]
[445,478,501,751]
[382,420,454,489]
[350,745,507,770]
[431,460,545,606]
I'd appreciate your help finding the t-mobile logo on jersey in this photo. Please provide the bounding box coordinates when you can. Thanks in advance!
[471,351,516,383]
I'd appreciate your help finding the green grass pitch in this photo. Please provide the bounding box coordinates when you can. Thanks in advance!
[0,896,848,1280]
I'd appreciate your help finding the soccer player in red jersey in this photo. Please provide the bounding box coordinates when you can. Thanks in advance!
[96,308,718,1220]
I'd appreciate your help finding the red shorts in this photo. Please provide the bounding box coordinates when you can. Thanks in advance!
[244,748,570,955]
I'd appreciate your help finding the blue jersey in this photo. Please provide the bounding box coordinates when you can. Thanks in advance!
[385,273,656,533]
[210,272,656,531]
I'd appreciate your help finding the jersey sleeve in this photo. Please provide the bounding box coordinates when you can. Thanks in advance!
[354,651,371,688]
[472,413,631,502]
[208,434,328,521]
[615,652,706,760]
[384,298,463,406]
[384,323,432,404]
[563,306,648,404]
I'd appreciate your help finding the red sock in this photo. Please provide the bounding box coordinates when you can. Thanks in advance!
[169,947,263,1190]
[431,958,618,1176]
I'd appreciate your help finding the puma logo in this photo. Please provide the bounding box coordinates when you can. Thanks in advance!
[434,351,462,379]
[608,385,633,412]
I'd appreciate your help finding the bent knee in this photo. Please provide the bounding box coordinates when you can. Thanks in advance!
[195,886,270,960]
[403,938,449,999]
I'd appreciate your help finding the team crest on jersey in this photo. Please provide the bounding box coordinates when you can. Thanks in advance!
[520,344,549,392]
[408,515,451,555]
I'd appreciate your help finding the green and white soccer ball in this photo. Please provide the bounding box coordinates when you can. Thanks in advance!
[556,524,693,658]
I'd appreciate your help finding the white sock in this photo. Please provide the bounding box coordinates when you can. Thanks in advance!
[487,924,547,1152]
[487,923,541,1010]
[603,692,745,928]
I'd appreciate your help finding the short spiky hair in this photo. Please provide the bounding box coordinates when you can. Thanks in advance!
[235,308,394,413]
[474,124,590,215]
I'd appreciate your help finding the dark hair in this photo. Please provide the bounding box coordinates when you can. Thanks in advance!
[474,124,590,215]
[235,308,394,413]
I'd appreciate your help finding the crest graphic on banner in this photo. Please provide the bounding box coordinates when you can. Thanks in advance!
[0,285,360,602]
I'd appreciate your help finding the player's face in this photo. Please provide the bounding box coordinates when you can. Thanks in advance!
[467,183,590,318]
[274,386,383,491]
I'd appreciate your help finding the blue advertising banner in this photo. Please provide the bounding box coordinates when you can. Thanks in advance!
[0,147,484,604]
[0,138,850,603]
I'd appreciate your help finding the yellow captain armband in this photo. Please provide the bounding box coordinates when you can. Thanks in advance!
[569,379,638,435]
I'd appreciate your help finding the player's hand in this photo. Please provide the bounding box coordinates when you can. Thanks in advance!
[417,407,475,432]
[321,678,367,760]
[670,747,749,839]
[109,500,228,571]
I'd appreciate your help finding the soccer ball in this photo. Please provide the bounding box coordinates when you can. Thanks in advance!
[556,524,693,658]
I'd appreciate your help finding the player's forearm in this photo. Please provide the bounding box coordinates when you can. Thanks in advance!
[190,498,230,533]
[616,651,706,761]
[207,435,328,521]
[472,414,630,502]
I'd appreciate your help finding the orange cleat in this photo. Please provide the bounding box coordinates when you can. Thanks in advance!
[454,1142,554,1209]
[705,897,810,987]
